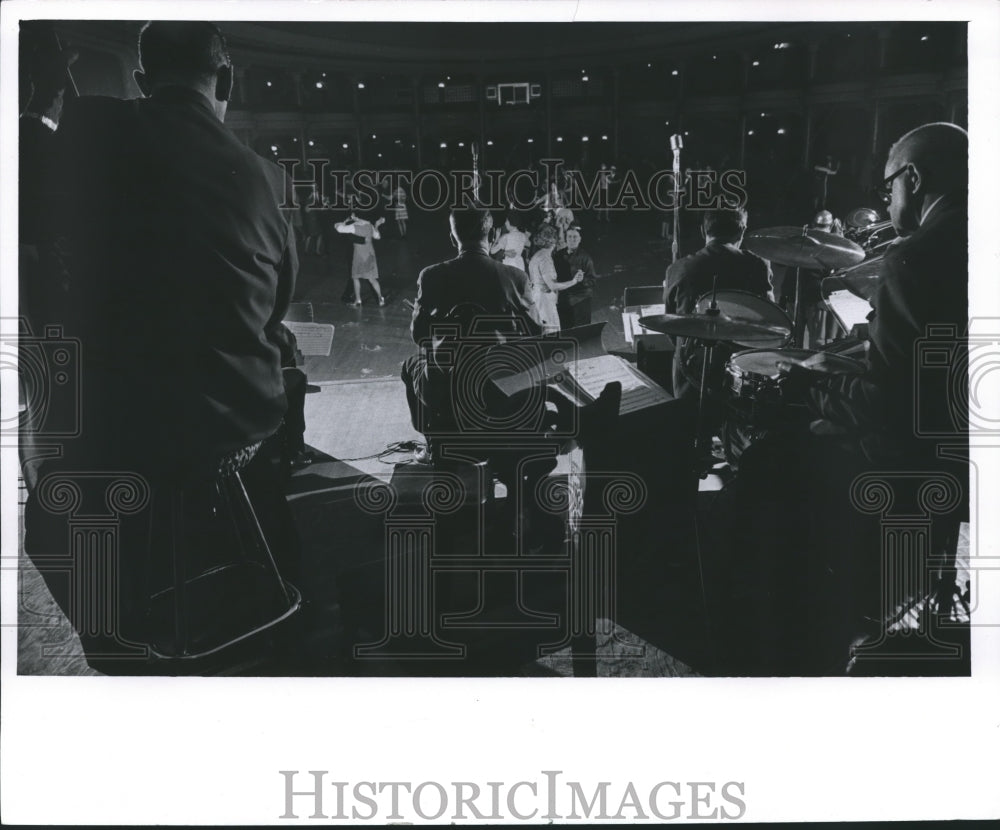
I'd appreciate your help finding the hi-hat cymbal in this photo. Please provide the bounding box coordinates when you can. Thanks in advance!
[744,226,866,270]
[638,312,791,342]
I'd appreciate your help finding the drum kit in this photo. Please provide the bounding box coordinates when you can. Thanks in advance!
[638,210,889,466]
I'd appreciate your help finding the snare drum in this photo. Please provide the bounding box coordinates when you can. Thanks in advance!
[679,291,792,392]
[722,348,865,464]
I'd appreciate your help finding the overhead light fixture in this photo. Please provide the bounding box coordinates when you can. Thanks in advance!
[342,143,349,149]
[378,153,383,158]
[777,128,786,135]
[601,135,608,140]
[440,142,447,148]
[581,136,589,142]
[556,136,563,142]
[920,35,929,41]
[270,145,278,152]
[447,75,451,80]
[527,138,534,143]
[315,82,324,89]
[752,60,760,67]
[458,142,465,147]
[487,139,494,146]
[747,129,755,136]
[671,69,679,77]
[773,42,791,50]
[582,75,589,82]
[438,82,446,88]
[266,81,273,88]
[308,140,315,147]
[712,55,717,60]
[647,63,652,68]
[321,72,327,77]
[371,133,377,139]
[684,131,689,136]
[357,82,365,89]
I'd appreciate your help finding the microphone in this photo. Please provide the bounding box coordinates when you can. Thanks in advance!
[670,134,683,153]
[471,141,480,163]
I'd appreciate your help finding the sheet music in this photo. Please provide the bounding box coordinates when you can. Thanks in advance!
[282,321,335,356]
[825,290,872,332]
[566,354,673,415]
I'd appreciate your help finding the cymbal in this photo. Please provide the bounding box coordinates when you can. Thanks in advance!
[821,255,884,302]
[744,226,866,271]
[638,312,791,342]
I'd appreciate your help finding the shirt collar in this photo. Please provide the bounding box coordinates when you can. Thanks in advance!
[919,194,947,226]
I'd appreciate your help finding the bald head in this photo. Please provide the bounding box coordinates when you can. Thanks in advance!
[888,122,968,193]
[885,122,967,235]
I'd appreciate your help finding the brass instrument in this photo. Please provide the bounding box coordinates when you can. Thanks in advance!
[843,207,897,254]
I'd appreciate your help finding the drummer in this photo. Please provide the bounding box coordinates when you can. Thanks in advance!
[663,205,774,401]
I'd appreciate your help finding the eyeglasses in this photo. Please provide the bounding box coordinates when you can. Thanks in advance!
[876,165,909,204]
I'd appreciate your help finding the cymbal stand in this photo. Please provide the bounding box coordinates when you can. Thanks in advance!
[693,275,721,468]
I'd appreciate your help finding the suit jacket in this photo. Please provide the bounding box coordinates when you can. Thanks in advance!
[410,248,536,345]
[553,246,597,307]
[47,87,297,473]
[809,191,968,462]
[663,242,773,313]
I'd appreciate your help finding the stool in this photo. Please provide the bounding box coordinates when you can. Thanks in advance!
[142,443,301,661]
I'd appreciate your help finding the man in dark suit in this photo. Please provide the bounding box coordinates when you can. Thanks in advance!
[794,122,968,465]
[721,124,969,674]
[402,202,539,453]
[553,225,598,329]
[24,22,299,669]
[663,206,774,400]
[47,21,297,475]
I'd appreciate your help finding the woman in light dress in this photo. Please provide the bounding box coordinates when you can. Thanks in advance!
[490,212,529,272]
[525,223,582,333]
[334,212,387,306]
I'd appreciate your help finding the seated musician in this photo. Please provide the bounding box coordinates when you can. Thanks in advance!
[784,122,968,467]
[720,123,968,674]
[401,201,557,489]
[663,206,774,402]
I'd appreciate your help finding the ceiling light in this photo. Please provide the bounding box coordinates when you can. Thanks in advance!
[581,136,589,142]
[440,142,447,148]
[438,82,446,88]
[308,140,315,147]
[270,145,278,152]
[601,135,608,140]
[582,75,589,82]
[752,60,760,66]
[315,82,324,89]
[527,138,534,143]
[556,136,563,142]
[458,142,465,147]
[671,69,679,77]
[920,35,929,41]
[371,134,376,139]
[777,128,786,135]
[342,143,349,149]
[487,140,494,146]
[266,81,272,88]
[357,82,365,89]
[747,130,754,136]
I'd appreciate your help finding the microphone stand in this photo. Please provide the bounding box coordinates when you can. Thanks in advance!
[471,142,480,203]
[671,134,683,263]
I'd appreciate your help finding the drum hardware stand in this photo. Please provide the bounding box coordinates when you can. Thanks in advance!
[693,276,722,473]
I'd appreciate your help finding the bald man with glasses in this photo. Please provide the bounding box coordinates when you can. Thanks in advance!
[783,121,969,464]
